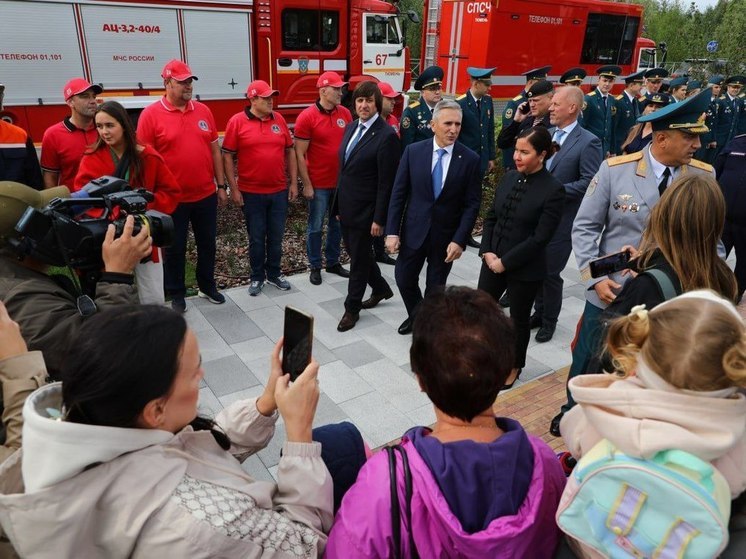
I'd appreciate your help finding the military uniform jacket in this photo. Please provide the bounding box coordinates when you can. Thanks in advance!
[739,93,746,136]
[582,89,616,155]
[715,95,743,148]
[612,92,640,155]
[500,91,527,168]
[572,146,715,309]
[456,91,496,175]
[400,99,435,150]
[701,96,720,147]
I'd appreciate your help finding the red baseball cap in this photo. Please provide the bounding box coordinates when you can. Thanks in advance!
[316,71,347,89]
[378,82,402,99]
[161,60,198,81]
[246,80,279,98]
[63,78,103,101]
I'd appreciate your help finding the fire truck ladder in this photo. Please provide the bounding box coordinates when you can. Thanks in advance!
[422,0,442,73]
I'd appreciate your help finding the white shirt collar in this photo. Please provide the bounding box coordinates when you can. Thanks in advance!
[433,140,455,156]
[648,146,676,181]
[358,112,379,130]
[555,120,578,137]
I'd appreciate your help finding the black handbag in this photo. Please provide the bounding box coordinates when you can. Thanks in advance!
[386,444,419,559]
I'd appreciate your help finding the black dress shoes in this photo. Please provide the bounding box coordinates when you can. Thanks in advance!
[502,368,522,390]
[398,317,413,335]
[535,323,556,343]
[326,263,350,278]
[499,292,510,308]
[376,253,397,265]
[465,236,481,248]
[550,412,564,437]
[309,268,322,285]
[361,288,394,309]
[337,311,359,332]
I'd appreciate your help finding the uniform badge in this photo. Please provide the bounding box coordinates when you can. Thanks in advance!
[586,175,598,197]
[198,120,209,131]
[402,116,411,129]
[336,118,346,128]
[505,108,513,119]
[611,106,617,116]
[582,101,588,111]
[613,194,636,212]
[271,124,281,134]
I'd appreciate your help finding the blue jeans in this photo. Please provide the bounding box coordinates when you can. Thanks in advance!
[306,188,341,269]
[241,191,288,282]
[164,193,217,299]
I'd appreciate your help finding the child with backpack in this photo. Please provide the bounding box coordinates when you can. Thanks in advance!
[557,290,746,558]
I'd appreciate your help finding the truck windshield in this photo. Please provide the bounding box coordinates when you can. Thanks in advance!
[581,14,639,66]
[366,16,401,45]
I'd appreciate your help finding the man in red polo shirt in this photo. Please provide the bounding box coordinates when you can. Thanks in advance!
[379,81,403,137]
[294,71,352,286]
[40,78,102,189]
[223,80,297,297]
[137,60,227,312]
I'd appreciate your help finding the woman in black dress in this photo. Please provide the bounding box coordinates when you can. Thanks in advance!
[478,127,564,388]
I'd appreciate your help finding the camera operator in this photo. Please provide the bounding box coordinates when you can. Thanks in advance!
[0,181,152,380]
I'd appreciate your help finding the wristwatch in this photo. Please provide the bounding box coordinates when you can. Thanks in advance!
[217,183,228,191]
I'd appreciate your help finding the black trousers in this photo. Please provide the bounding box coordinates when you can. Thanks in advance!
[394,234,453,317]
[533,235,573,326]
[341,225,391,314]
[478,263,542,369]
[723,221,746,301]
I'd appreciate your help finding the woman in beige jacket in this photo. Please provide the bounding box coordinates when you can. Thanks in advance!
[0,305,335,558]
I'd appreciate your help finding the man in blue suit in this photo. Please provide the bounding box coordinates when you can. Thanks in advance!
[385,100,482,334]
[530,86,603,343]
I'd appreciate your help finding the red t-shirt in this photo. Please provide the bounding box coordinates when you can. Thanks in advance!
[74,144,181,215]
[386,114,401,138]
[137,97,219,203]
[222,109,292,194]
[40,117,99,188]
[293,101,351,188]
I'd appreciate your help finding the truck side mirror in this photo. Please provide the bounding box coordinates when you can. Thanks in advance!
[407,11,420,24]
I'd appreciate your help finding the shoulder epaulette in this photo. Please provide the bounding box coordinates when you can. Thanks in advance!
[456,93,467,101]
[587,91,597,97]
[615,94,623,100]
[512,94,523,102]
[408,101,420,108]
[607,151,643,166]
[688,159,714,173]
[719,95,727,99]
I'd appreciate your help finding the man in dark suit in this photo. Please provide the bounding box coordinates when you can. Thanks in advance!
[497,79,553,153]
[385,100,481,334]
[530,86,603,342]
[334,81,401,332]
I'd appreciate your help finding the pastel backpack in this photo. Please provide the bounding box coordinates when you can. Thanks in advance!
[556,439,732,558]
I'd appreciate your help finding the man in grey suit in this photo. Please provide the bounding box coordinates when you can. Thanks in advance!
[550,88,716,436]
[530,86,603,342]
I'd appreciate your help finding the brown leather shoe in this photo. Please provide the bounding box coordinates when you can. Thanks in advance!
[361,288,394,309]
[337,311,359,332]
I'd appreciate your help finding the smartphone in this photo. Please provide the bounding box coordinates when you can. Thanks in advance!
[282,306,314,381]
[589,250,631,278]
[519,102,530,114]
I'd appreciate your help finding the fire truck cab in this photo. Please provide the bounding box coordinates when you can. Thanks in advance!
[0,0,411,138]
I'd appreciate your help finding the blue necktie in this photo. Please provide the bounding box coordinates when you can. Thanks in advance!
[432,148,446,199]
[546,129,565,170]
[345,123,365,162]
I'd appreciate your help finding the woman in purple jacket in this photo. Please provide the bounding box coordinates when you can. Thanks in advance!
[326,286,566,558]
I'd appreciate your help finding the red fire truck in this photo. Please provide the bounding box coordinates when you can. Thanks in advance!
[0,0,411,138]
[421,0,660,99]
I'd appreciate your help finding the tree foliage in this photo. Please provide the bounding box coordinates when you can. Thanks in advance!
[634,0,745,75]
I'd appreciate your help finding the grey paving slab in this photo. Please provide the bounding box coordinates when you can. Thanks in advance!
[231,336,278,369]
[406,403,437,428]
[196,328,234,363]
[247,305,285,342]
[317,360,374,404]
[241,454,276,483]
[226,287,277,313]
[312,392,351,428]
[203,354,261,397]
[316,298,385,331]
[310,339,338,366]
[355,323,413,366]
[333,340,385,369]
[257,422,286,469]
[185,307,214,333]
[339,391,414,448]
[198,386,222,418]
[218,385,266,408]
[355,358,430,414]
[200,302,264,345]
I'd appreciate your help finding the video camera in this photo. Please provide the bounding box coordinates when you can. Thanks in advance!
[9,176,174,272]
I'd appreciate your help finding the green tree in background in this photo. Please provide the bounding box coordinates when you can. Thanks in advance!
[398,0,423,65]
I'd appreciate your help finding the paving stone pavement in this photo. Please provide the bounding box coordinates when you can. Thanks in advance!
[192,240,587,482]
